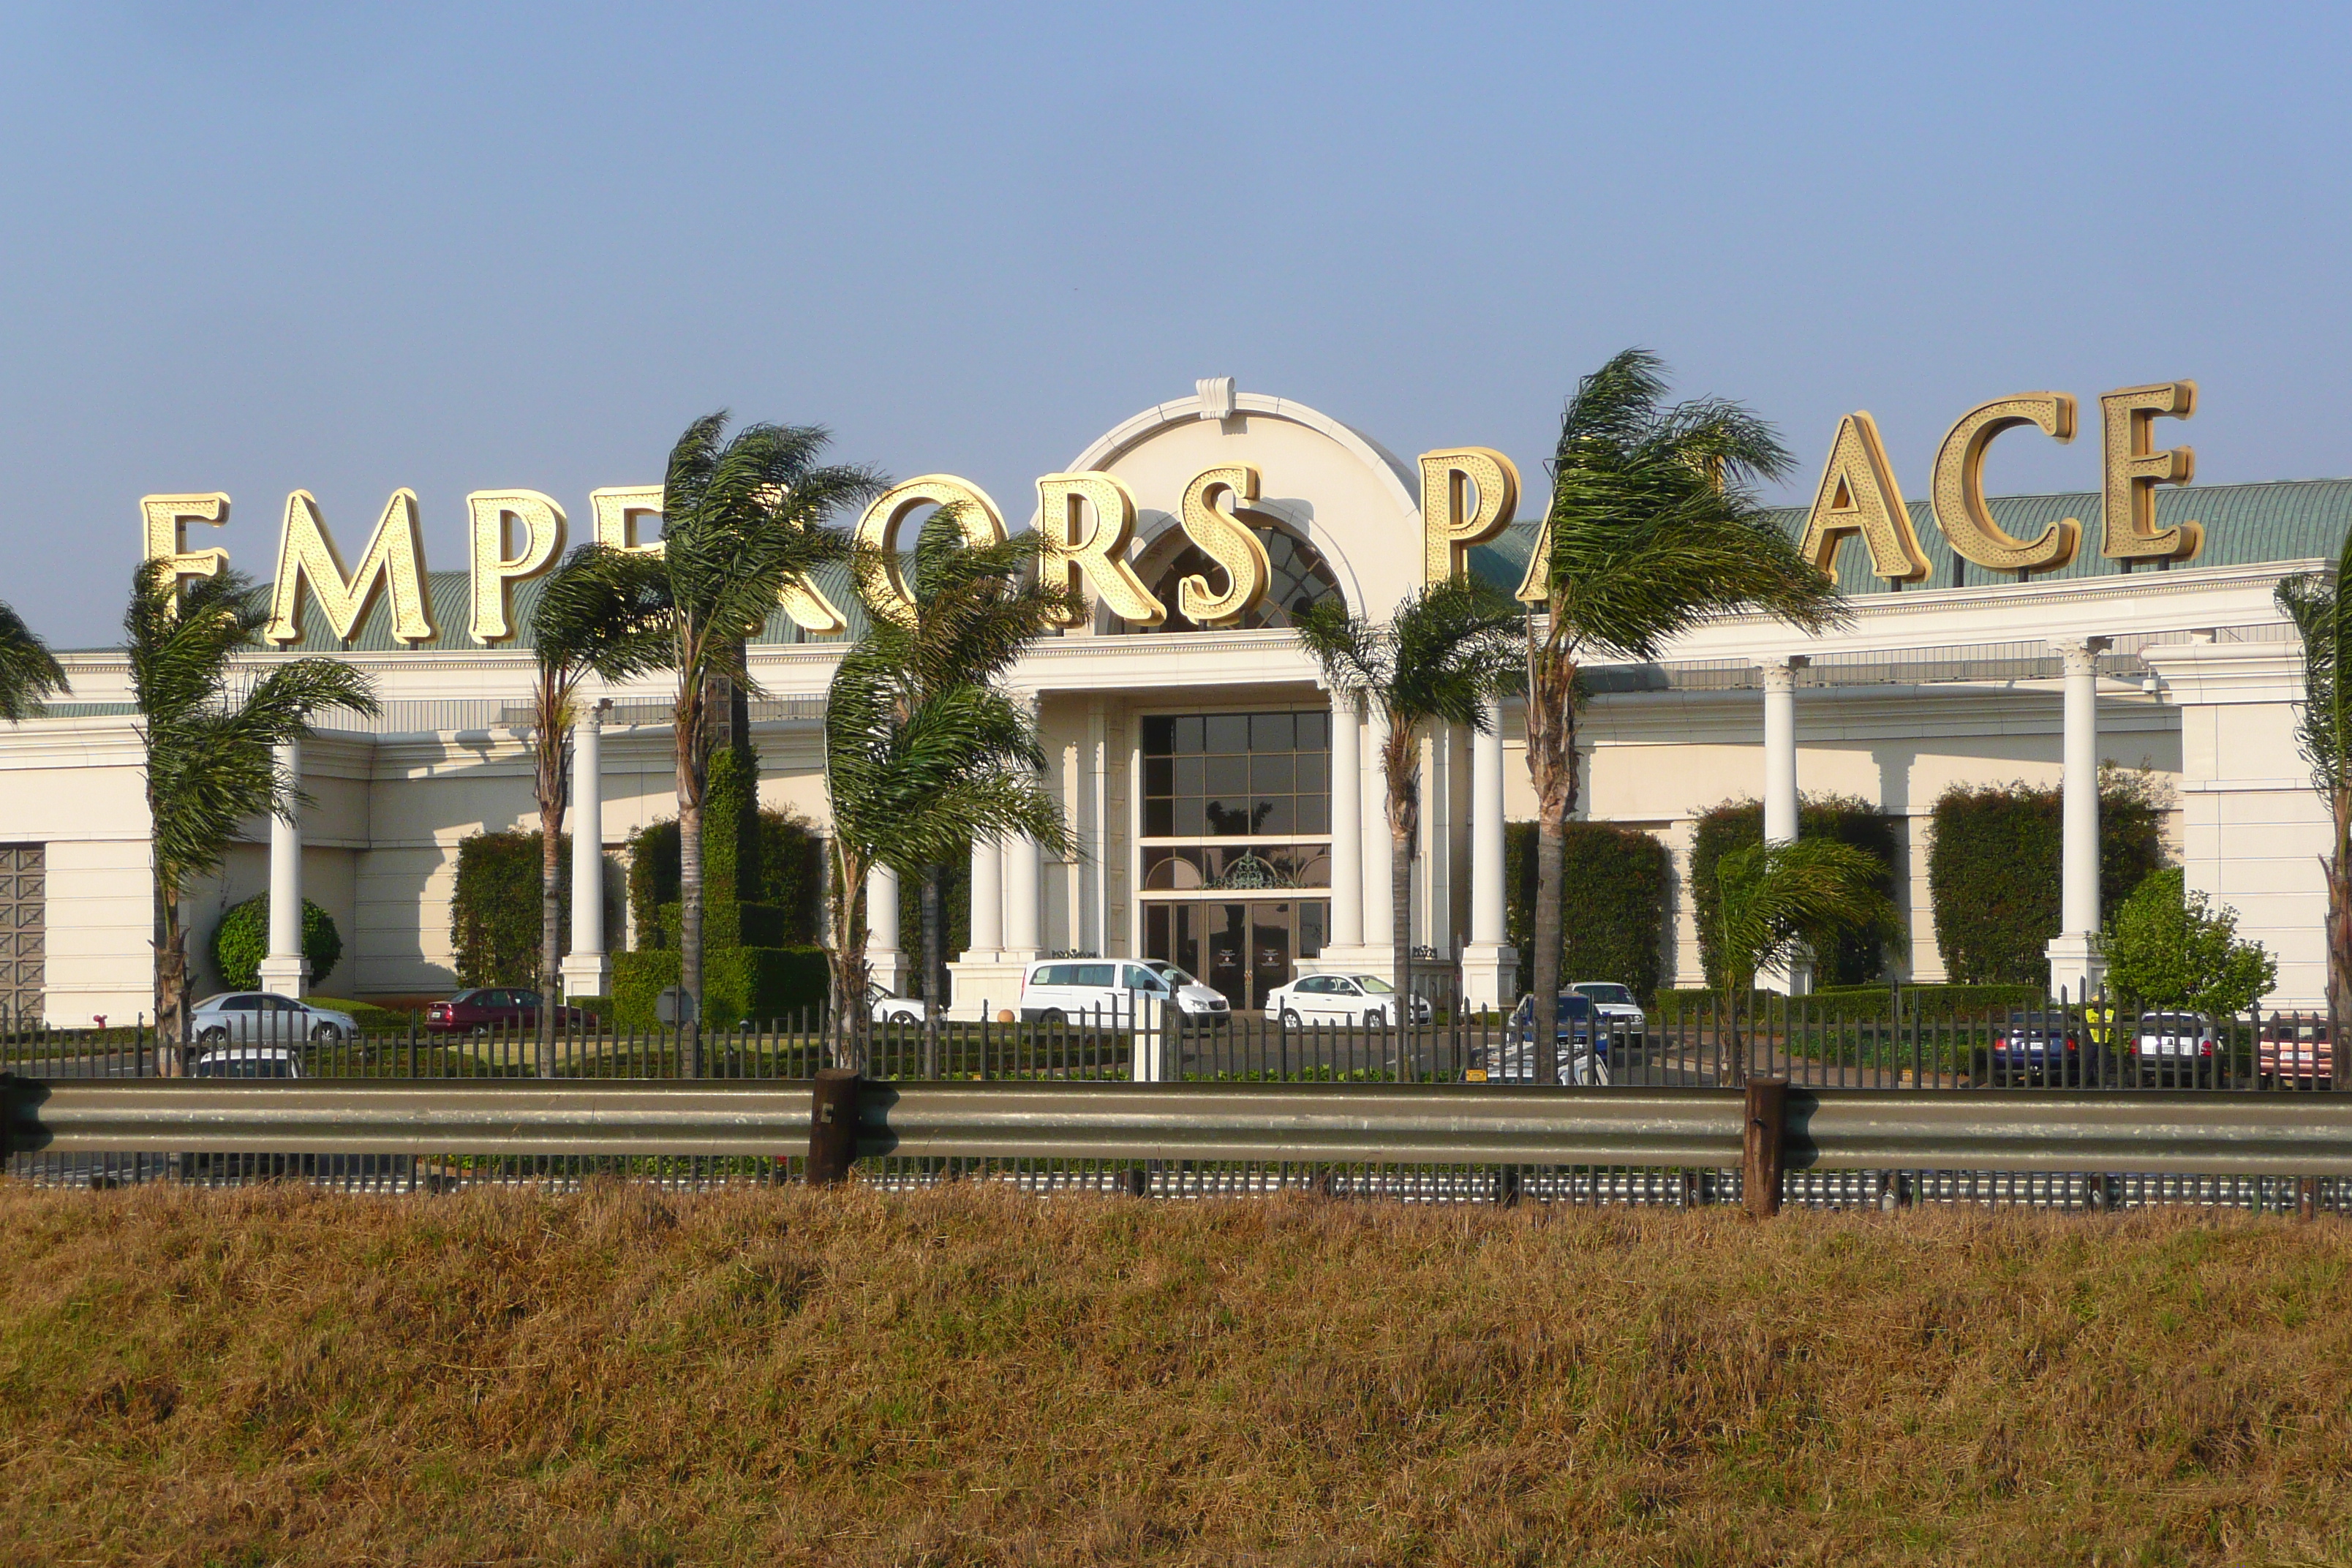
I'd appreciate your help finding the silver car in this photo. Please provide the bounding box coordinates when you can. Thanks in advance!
[190,992,357,1047]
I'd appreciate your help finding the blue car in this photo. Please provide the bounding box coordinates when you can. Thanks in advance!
[1472,993,1608,1084]
[1984,1009,2085,1085]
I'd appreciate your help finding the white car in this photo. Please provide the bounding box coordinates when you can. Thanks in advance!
[867,985,931,1025]
[189,992,358,1047]
[1020,959,1230,1024]
[1262,973,1434,1028]
[1569,981,1647,1038]
[189,1047,304,1079]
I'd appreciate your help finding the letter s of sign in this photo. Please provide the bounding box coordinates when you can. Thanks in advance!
[2100,381,2201,563]
[853,476,1009,627]
[1036,472,1165,627]
[1930,395,2081,575]
[1175,465,1273,625]
[1795,412,1931,584]
[466,491,566,644]
[265,489,439,646]
[1420,448,1520,587]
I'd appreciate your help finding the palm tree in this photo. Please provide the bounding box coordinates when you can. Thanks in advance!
[652,413,881,1075]
[867,508,1079,1065]
[0,600,68,721]
[1712,838,1900,1071]
[1523,349,1847,1081]
[2277,525,2352,1022]
[821,626,1070,1071]
[522,544,671,1077]
[126,562,376,1064]
[1296,578,1523,1022]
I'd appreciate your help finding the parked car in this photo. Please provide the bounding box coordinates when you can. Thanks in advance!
[2258,1012,2332,1089]
[1021,960,1230,1024]
[868,985,930,1025]
[189,1047,304,1079]
[1985,1009,2085,1085]
[1469,992,1607,1084]
[1262,973,1434,1027]
[190,992,357,1047]
[423,988,589,1036]
[1569,981,1647,1039]
[2133,1011,2220,1084]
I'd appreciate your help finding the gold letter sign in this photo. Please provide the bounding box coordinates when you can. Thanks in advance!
[1035,472,1164,627]
[1175,464,1274,625]
[2100,380,2201,562]
[1797,412,1929,583]
[266,489,437,646]
[140,492,231,598]
[467,489,566,644]
[1930,394,2081,573]
[853,475,1009,627]
[1420,448,1520,586]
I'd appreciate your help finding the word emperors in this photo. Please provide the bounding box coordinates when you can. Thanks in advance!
[138,380,2204,647]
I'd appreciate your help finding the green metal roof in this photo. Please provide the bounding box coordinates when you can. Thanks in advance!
[1471,477,2352,598]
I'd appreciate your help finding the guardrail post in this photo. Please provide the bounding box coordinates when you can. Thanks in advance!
[1743,1077,1786,1218]
[2299,1175,2321,1221]
[807,1068,862,1185]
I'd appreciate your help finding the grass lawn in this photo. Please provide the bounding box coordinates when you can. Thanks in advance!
[1,1183,2348,1565]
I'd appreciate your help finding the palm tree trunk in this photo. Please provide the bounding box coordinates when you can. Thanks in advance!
[921,863,944,1077]
[1531,816,1565,1082]
[154,874,186,1077]
[823,843,869,1073]
[1524,619,1579,1088]
[538,801,562,1080]
[1391,818,1413,1072]
[677,760,704,1081]
[2330,788,2352,1028]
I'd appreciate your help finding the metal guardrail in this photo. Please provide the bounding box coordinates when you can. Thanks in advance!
[10,1076,2352,1177]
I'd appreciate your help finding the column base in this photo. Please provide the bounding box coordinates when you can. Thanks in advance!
[1459,942,1519,1014]
[559,951,611,1001]
[947,955,1030,1021]
[867,947,912,999]
[256,956,309,998]
[2045,933,2107,1004]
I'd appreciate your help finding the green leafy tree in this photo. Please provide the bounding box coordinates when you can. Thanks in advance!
[1522,350,1847,1077]
[126,563,376,1063]
[1296,578,1522,1017]
[211,895,342,991]
[1714,838,1901,1058]
[2278,530,2352,1020]
[522,544,669,1074]
[649,413,881,1075]
[0,600,67,720]
[2103,868,2277,1016]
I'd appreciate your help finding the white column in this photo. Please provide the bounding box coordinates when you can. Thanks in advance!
[2046,636,2112,1000]
[866,863,908,995]
[1329,693,1363,950]
[1362,704,1394,962]
[1003,831,1043,957]
[1461,698,1515,1010]
[560,701,611,1000]
[257,739,308,997]
[968,836,1003,956]
[1759,657,1812,995]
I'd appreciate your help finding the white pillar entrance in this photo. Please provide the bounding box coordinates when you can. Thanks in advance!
[2046,637,2111,1001]
[1461,697,1515,1010]
[1362,704,1395,962]
[968,837,1003,955]
[1329,694,1364,951]
[867,864,908,996]
[1760,657,1812,995]
[559,701,611,1000]
[257,739,308,998]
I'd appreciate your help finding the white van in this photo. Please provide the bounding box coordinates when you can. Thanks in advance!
[1019,960,1232,1025]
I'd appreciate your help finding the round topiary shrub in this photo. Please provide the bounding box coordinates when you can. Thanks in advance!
[211,895,342,991]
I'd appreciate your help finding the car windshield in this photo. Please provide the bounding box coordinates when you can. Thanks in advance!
[1575,984,1634,1006]
[1355,976,1395,994]
[1147,962,1199,987]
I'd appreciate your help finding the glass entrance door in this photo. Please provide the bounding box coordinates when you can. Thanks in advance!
[1144,898,1329,1012]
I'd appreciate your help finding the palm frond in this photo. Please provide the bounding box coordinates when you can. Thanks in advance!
[0,599,68,721]
[2279,524,2352,799]
[532,543,675,684]
[1295,581,1519,731]
[1715,839,1901,993]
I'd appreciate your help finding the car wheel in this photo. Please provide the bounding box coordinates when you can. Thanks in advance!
[1281,1009,1303,1029]
[310,1022,339,1044]
[197,1026,227,1046]
[1040,1009,1066,1025]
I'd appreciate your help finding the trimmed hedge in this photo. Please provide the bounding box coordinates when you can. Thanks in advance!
[1927,772,2166,984]
[210,895,342,991]
[451,831,568,988]
[1504,821,1671,1002]
[612,945,830,1030]
[1690,796,1901,989]
[627,803,823,951]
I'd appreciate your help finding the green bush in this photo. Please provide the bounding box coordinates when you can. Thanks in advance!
[451,831,567,987]
[2103,867,2277,1014]
[210,895,342,991]
[627,803,823,951]
[626,820,679,949]
[1504,821,1671,1002]
[1690,796,1900,989]
[1927,771,2166,984]
[612,945,830,1030]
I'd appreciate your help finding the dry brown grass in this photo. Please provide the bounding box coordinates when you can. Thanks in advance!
[1,1182,2349,1567]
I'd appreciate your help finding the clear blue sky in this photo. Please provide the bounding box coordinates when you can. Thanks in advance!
[4,1,2348,647]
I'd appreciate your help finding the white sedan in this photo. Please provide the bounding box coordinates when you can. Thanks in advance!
[1262,973,1434,1027]
[867,985,931,1025]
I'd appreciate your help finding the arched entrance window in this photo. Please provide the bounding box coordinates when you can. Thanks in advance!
[1131,520,1344,633]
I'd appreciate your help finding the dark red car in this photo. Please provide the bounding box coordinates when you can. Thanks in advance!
[424,988,591,1036]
